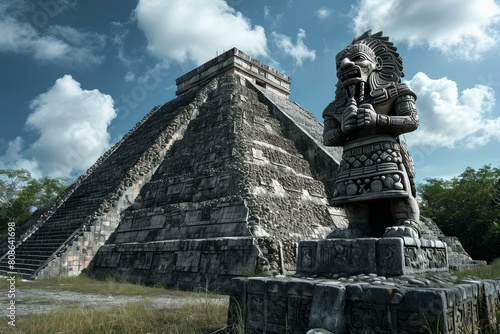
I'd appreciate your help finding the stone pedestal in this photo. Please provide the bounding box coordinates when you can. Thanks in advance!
[227,276,500,334]
[297,237,448,277]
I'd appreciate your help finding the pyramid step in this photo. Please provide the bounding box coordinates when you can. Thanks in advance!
[14,258,47,266]
[0,267,37,275]
[15,249,54,255]
[0,269,33,279]
[18,242,63,248]
[14,251,55,258]
[0,264,38,274]
[25,234,76,241]
[11,254,51,260]
[8,262,44,269]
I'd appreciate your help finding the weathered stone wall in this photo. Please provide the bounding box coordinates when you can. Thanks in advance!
[87,74,347,288]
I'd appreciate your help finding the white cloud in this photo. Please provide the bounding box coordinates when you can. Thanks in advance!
[134,0,268,65]
[110,20,144,67]
[406,72,500,148]
[124,71,135,82]
[272,28,316,66]
[264,5,271,20]
[314,7,332,20]
[0,6,105,67]
[352,0,500,61]
[1,75,117,178]
[264,5,284,30]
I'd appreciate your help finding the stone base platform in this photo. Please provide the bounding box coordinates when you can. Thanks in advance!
[226,276,500,334]
[296,237,448,277]
[85,237,262,292]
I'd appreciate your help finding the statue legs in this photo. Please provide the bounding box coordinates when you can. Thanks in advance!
[327,197,421,239]
[383,197,420,238]
[327,202,370,238]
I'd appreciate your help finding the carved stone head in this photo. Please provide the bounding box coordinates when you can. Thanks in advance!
[334,30,404,95]
[336,43,382,87]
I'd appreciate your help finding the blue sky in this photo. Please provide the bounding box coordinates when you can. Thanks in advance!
[1,0,500,186]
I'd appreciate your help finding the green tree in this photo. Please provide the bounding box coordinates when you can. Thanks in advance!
[418,165,500,262]
[0,169,70,233]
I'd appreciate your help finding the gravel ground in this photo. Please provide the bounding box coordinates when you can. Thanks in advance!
[1,287,230,316]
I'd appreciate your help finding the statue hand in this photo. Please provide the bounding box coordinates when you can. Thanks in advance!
[341,96,358,133]
[357,103,377,128]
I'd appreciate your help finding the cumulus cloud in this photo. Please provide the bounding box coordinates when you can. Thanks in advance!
[272,28,316,66]
[134,0,268,65]
[352,0,500,61]
[314,7,332,20]
[406,72,500,148]
[0,3,105,67]
[1,75,117,178]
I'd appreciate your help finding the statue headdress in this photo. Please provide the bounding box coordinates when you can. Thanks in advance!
[335,30,404,95]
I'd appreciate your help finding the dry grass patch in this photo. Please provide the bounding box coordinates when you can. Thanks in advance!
[2,300,227,334]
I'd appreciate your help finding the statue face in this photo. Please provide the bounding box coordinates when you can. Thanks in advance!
[336,44,380,87]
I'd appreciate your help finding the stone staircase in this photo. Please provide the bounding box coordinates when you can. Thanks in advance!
[0,93,196,279]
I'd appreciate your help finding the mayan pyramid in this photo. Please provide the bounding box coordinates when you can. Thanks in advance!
[0,49,351,289]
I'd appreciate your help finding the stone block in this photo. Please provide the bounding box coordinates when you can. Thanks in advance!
[175,251,200,272]
[309,282,346,333]
[297,238,448,277]
[240,278,316,334]
[95,249,120,268]
[286,280,316,334]
[377,237,405,276]
[296,240,318,274]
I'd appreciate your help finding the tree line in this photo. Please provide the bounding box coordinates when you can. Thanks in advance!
[0,169,71,236]
[418,164,500,262]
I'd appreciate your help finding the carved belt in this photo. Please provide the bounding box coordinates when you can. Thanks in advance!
[333,135,410,204]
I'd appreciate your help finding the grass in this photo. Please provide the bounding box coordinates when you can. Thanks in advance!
[0,275,229,334]
[0,275,219,298]
[1,300,227,334]
[452,258,500,282]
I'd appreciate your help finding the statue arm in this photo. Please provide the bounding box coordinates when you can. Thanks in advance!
[323,116,347,146]
[376,94,419,136]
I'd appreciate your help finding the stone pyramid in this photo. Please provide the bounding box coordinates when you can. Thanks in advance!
[0,49,348,289]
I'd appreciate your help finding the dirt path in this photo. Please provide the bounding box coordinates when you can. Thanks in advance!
[1,287,229,316]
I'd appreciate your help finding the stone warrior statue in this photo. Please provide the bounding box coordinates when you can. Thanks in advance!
[323,30,420,239]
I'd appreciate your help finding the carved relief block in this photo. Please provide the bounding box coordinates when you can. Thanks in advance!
[287,296,312,332]
[377,237,404,276]
[396,288,448,334]
[309,282,347,333]
[246,278,268,330]
[317,238,377,275]
[286,279,315,334]
[247,293,265,323]
[482,279,500,328]
[296,241,318,273]
[267,294,287,326]
[348,302,389,333]
[402,238,448,274]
